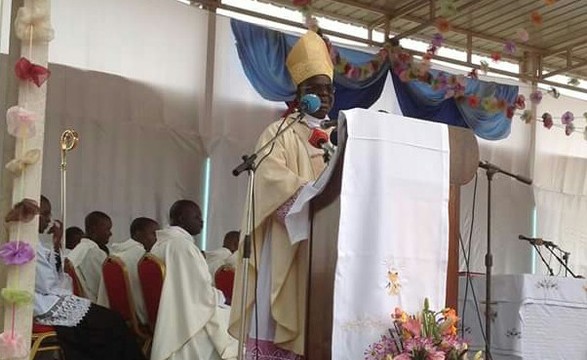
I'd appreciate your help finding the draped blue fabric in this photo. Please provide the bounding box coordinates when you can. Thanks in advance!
[230,18,518,140]
[393,70,518,139]
[231,19,388,119]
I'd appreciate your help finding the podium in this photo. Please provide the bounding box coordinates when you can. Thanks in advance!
[305,110,478,359]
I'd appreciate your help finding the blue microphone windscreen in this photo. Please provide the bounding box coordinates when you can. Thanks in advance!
[300,94,321,113]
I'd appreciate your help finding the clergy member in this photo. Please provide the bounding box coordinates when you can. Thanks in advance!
[97,217,159,324]
[206,230,239,280]
[229,30,335,358]
[66,211,112,302]
[65,226,84,255]
[35,196,145,360]
[150,200,238,360]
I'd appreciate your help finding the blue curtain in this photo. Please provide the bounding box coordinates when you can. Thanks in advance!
[231,19,389,119]
[392,70,517,140]
[231,18,518,139]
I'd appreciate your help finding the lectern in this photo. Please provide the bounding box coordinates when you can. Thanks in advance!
[305,112,478,359]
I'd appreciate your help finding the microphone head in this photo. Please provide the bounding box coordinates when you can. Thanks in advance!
[330,130,338,146]
[299,94,321,114]
[308,128,329,149]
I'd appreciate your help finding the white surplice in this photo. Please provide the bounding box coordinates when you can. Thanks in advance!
[150,226,238,360]
[96,238,147,324]
[66,238,107,302]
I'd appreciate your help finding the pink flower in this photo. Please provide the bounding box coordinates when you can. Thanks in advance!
[503,40,517,55]
[431,33,444,48]
[515,94,526,110]
[435,17,451,33]
[517,28,529,42]
[530,90,543,104]
[403,318,422,337]
[561,111,574,125]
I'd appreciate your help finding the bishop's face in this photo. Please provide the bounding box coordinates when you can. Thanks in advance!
[297,75,335,119]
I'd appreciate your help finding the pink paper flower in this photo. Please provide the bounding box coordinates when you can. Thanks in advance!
[561,111,574,125]
[530,90,543,104]
[0,241,35,265]
[491,52,502,62]
[6,106,37,139]
[517,28,529,42]
[435,17,451,33]
[503,40,517,55]
[515,94,526,110]
[0,332,28,359]
[542,113,553,129]
[431,33,444,48]
[14,57,51,87]
[506,106,515,119]
[531,11,543,26]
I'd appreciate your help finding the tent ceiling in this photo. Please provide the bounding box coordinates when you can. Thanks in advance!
[198,0,587,91]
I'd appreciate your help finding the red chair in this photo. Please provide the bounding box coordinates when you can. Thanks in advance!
[64,258,85,298]
[31,323,63,359]
[137,253,165,334]
[214,266,235,305]
[102,256,150,351]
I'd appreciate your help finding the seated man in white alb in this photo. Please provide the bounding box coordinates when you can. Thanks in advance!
[206,231,239,280]
[98,217,159,324]
[150,200,237,360]
[66,211,112,302]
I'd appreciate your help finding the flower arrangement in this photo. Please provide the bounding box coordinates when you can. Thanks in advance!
[364,299,482,360]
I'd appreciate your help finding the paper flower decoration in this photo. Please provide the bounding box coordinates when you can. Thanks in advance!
[506,106,515,119]
[467,95,480,108]
[439,0,457,17]
[14,1,54,42]
[491,52,502,62]
[521,110,534,124]
[565,123,575,136]
[1,288,33,305]
[547,87,560,99]
[0,242,35,265]
[435,17,451,33]
[503,41,517,55]
[4,198,40,223]
[5,149,41,175]
[530,90,543,104]
[545,0,557,5]
[468,68,479,79]
[531,11,543,26]
[480,60,490,73]
[515,94,526,110]
[431,33,444,48]
[568,77,580,86]
[15,57,51,87]
[561,111,574,125]
[0,332,28,359]
[517,28,529,42]
[5,106,37,139]
[542,113,553,129]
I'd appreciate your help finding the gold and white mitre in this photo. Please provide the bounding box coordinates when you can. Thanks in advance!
[286,31,334,85]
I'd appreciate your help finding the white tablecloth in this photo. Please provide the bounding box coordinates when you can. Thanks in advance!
[459,274,587,360]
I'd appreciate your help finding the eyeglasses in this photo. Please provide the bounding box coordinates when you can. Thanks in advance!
[299,84,336,95]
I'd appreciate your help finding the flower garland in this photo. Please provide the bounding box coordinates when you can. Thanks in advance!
[0,1,53,358]
[292,0,587,140]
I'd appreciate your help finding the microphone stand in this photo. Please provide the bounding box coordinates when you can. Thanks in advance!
[479,161,532,360]
[532,244,554,276]
[232,113,305,360]
[543,245,579,278]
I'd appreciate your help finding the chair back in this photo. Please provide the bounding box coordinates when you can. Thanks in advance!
[214,265,235,305]
[102,256,143,332]
[64,258,85,297]
[138,253,165,332]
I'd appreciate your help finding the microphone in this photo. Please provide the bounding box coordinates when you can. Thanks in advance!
[308,128,335,159]
[518,235,556,248]
[479,161,533,185]
[330,129,338,146]
[320,119,337,129]
[299,94,321,114]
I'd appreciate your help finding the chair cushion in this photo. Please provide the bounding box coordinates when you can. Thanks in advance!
[32,323,55,333]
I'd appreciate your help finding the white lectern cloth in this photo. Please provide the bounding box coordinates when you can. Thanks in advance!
[332,109,451,359]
